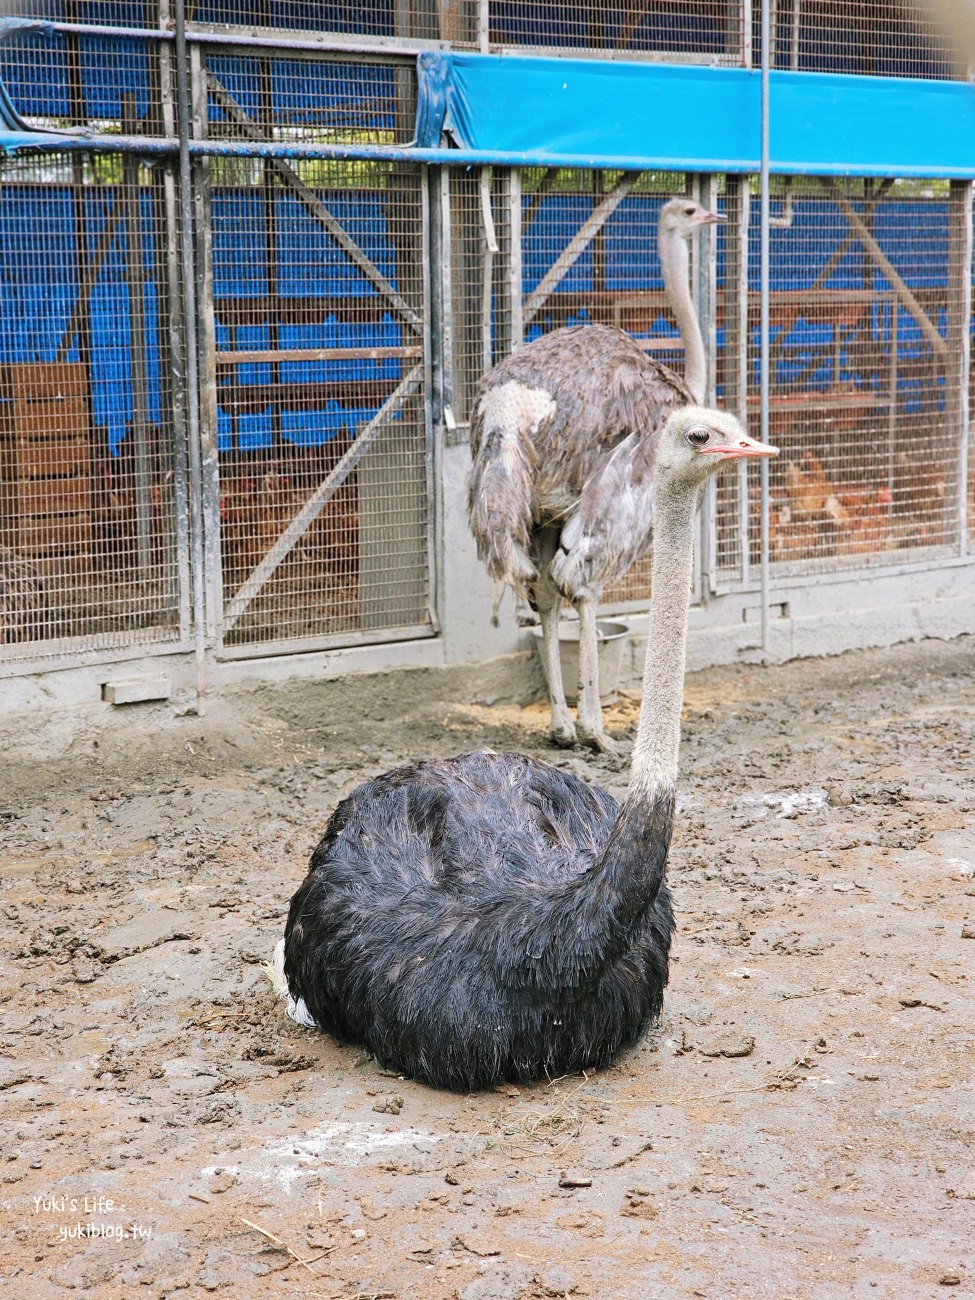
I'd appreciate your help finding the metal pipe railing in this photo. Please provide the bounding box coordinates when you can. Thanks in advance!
[759,0,772,659]
[30,18,427,58]
[174,0,208,716]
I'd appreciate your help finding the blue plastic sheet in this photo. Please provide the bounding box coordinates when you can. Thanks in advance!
[418,52,975,178]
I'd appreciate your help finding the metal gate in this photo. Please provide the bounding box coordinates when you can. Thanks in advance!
[0,14,436,673]
[203,158,432,656]
[0,149,190,668]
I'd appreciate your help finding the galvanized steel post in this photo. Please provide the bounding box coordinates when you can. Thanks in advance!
[174,0,208,713]
[760,0,772,659]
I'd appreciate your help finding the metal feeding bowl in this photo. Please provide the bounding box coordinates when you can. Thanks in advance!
[530,619,631,706]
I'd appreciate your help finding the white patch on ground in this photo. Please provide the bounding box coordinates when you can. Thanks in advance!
[737,788,828,819]
[202,1123,445,1193]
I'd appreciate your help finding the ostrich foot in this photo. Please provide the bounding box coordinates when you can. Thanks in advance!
[548,720,578,749]
[576,726,630,759]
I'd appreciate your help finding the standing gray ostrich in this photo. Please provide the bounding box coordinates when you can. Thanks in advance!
[468,197,724,752]
[277,407,776,1093]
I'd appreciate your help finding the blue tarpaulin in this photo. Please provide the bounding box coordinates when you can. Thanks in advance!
[416,52,975,179]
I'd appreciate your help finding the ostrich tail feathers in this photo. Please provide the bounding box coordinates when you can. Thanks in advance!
[265,938,317,1029]
[263,938,289,996]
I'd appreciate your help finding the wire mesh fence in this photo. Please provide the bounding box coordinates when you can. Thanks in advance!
[7,2,156,28]
[486,0,959,71]
[0,28,157,132]
[0,3,972,678]
[186,0,421,38]
[204,53,416,146]
[3,1,958,75]
[207,158,431,652]
[489,1,745,60]
[0,151,186,663]
[446,169,488,429]
[734,177,962,581]
[759,1,962,79]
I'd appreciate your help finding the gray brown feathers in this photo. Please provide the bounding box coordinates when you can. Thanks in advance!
[467,324,693,600]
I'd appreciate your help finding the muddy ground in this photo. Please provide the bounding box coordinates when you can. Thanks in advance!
[1,636,973,1300]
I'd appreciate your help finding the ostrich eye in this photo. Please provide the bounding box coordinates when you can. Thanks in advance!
[686,428,711,448]
[684,205,696,216]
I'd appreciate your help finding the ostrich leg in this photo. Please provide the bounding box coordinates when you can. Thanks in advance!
[575,595,625,756]
[534,578,576,747]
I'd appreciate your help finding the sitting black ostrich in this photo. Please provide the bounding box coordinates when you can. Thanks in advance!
[276,407,776,1092]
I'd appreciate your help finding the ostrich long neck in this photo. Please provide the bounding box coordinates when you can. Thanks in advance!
[552,481,698,977]
[660,227,707,405]
[600,479,696,881]
[627,480,697,804]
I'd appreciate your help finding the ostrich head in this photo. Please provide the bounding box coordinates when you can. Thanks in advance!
[655,406,778,490]
[657,200,726,406]
[659,196,727,239]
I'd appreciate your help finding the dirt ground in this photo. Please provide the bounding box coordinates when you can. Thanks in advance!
[1,635,973,1300]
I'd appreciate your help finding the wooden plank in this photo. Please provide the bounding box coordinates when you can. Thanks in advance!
[746,391,882,411]
[0,363,88,404]
[3,513,93,555]
[215,345,422,365]
[0,434,89,477]
[215,378,403,414]
[5,399,91,441]
[213,294,399,328]
[9,474,92,516]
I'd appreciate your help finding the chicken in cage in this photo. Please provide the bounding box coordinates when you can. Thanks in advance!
[0,546,47,646]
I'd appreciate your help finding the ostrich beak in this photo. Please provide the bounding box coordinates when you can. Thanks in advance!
[698,209,727,226]
[703,433,779,461]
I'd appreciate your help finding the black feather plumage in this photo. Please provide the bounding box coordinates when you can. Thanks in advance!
[284,750,674,1092]
[281,404,770,1094]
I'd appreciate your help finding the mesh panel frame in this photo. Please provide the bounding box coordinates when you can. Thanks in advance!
[204,52,416,147]
[0,151,187,665]
[0,3,957,75]
[205,157,432,653]
[743,177,962,581]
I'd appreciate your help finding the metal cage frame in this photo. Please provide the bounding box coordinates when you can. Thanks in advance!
[0,0,971,691]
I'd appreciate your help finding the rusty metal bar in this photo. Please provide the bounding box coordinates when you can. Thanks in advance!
[121,95,153,576]
[37,18,431,58]
[175,0,208,713]
[215,345,422,364]
[948,179,972,555]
